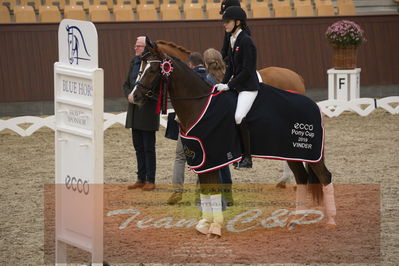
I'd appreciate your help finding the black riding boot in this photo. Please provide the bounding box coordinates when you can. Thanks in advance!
[238,119,252,168]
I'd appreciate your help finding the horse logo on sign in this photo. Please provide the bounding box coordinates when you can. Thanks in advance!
[66,25,91,65]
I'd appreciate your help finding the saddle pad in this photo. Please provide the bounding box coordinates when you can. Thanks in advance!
[180,83,324,173]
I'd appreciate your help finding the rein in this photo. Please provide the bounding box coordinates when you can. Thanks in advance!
[169,90,219,101]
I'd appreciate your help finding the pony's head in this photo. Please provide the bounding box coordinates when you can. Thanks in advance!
[132,37,172,108]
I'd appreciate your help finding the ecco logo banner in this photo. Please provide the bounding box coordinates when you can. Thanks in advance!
[65,175,89,195]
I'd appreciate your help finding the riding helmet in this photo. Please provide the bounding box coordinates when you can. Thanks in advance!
[222,6,247,21]
[220,0,241,15]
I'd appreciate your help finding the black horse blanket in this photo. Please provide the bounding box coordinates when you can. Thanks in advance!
[180,83,324,174]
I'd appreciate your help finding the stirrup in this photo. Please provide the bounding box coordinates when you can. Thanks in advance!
[238,156,252,168]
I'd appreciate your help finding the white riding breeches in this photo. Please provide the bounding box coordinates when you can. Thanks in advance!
[235,90,258,124]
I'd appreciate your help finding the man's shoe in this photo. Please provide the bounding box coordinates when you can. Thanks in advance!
[127,181,145,189]
[142,182,156,191]
[238,156,252,168]
[167,191,183,205]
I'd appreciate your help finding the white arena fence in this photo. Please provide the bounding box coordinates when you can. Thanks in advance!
[1,97,398,137]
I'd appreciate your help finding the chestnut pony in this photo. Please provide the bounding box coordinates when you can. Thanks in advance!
[133,39,336,238]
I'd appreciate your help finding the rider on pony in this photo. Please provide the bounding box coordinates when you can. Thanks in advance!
[216,6,259,168]
[220,0,241,62]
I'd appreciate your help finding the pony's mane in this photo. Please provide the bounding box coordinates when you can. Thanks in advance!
[169,55,211,89]
[156,40,192,55]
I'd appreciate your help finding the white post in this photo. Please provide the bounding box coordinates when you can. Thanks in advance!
[327,68,361,101]
[54,19,103,266]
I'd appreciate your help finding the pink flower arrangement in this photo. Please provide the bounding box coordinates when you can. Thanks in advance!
[325,20,366,47]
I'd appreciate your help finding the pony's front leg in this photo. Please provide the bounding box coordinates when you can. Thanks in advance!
[196,171,223,237]
[286,161,311,228]
[276,161,294,188]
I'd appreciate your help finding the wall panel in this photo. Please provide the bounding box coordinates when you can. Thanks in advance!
[0,15,398,102]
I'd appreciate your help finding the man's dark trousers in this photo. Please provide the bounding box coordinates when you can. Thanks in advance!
[132,129,156,183]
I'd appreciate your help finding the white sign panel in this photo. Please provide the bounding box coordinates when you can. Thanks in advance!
[58,19,98,69]
[327,68,361,101]
[336,73,349,100]
[55,19,103,265]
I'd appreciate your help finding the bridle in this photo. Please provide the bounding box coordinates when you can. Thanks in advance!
[136,59,163,100]
[136,56,219,113]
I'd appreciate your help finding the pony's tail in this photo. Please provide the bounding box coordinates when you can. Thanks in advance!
[306,162,323,205]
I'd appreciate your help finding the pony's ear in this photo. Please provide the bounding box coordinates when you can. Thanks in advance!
[145,36,154,48]
[145,36,159,50]
[145,37,165,59]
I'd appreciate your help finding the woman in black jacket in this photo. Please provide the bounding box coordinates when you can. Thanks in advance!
[219,0,241,62]
[216,6,259,168]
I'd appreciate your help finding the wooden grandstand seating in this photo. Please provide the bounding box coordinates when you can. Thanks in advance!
[64,5,86,20]
[316,3,335,15]
[44,0,65,10]
[138,0,159,8]
[69,0,90,9]
[274,5,292,16]
[39,5,61,22]
[354,0,397,14]
[114,0,136,9]
[160,3,181,20]
[252,6,271,18]
[272,0,292,17]
[242,5,250,15]
[251,0,270,18]
[1,0,17,11]
[293,0,313,16]
[251,0,268,7]
[113,4,134,21]
[0,5,11,23]
[295,4,313,16]
[136,3,158,20]
[93,0,114,9]
[272,0,290,6]
[205,2,220,19]
[186,0,205,5]
[337,2,356,15]
[20,0,42,11]
[163,0,182,8]
[183,3,203,20]
[294,0,311,6]
[89,5,111,21]
[336,0,353,5]
[15,5,36,22]
[313,0,332,8]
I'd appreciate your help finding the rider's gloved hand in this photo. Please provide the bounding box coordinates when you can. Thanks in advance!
[215,83,229,92]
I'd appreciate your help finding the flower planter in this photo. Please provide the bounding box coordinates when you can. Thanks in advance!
[332,45,358,69]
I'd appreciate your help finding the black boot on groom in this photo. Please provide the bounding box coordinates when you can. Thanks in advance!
[237,118,252,168]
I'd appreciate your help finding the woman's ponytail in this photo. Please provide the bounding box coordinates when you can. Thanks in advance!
[240,21,251,36]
